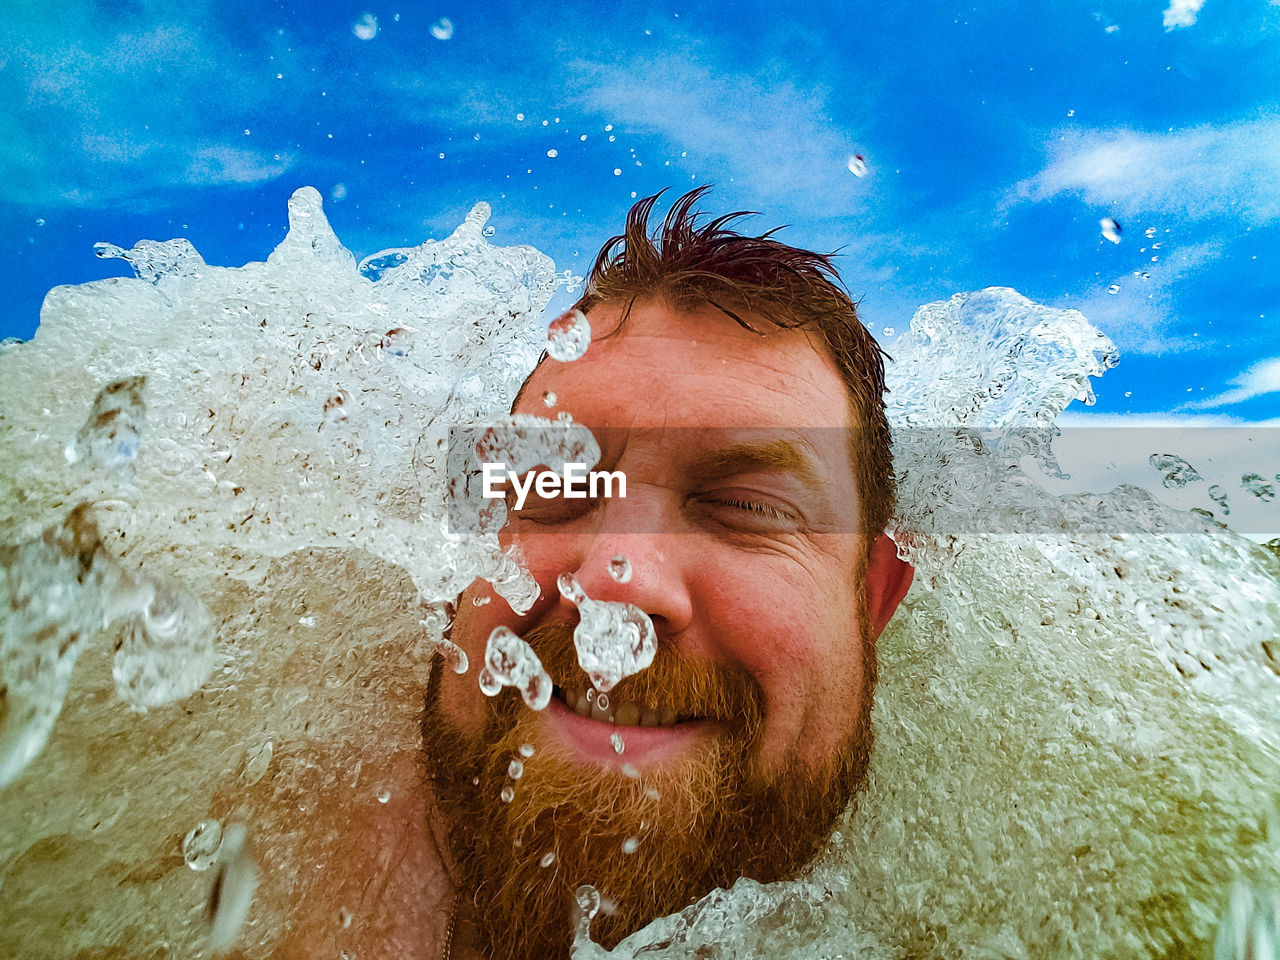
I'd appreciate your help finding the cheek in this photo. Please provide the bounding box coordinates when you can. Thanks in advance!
[441,533,576,723]
[696,569,865,766]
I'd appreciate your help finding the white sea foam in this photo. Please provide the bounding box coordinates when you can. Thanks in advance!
[1,190,1277,959]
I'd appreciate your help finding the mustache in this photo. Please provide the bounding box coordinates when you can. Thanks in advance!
[518,619,764,728]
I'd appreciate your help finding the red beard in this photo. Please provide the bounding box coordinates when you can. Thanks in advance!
[421,621,873,959]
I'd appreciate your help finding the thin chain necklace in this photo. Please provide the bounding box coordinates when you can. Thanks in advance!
[440,890,460,960]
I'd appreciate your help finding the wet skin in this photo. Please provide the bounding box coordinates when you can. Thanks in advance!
[441,299,912,781]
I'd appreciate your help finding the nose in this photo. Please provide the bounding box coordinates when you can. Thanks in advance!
[554,496,694,641]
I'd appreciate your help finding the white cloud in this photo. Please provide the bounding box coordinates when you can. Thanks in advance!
[0,3,294,209]
[562,49,868,211]
[182,146,292,187]
[1059,241,1222,356]
[1163,0,1207,30]
[1184,356,1280,408]
[1058,411,1280,427]
[1009,117,1280,225]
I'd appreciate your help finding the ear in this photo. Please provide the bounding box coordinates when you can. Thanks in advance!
[864,533,914,641]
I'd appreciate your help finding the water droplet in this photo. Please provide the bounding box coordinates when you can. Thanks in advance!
[516,112,525,121]
[431,17,454,40]
[1145,226,1157,239]
[605,124,614,131]
[621,837,638,854]
[241,738,274,785]
[1149,453,1203,489]
[478,666,502,696]
[438,639,469,675]
[585,687,595,703]
[1100,218,1122,243]
[339,906,353,928]
[69,375,146,471]
[276,72,284,80]
[519,742,535,758]
[558,572,588,604]
[472,776,480,786]
[379,327,413,357]
[542,390,557,407]
[508,759,524,779]
[644,787,661,800]
[1242,473,1276,502]
[500,785,515,803]
[323,389,351,425]
[376,786,391,803]
[847,154,869,177]
[206,824,258,953]
[1106,283,1121,295]
[556,410,572,422]
[1209,484,1231,516]
[472,594,490,606]
[1067,108,1076,117]
[352,13,378,40]
[609,556,633,583]
[483,225,496,237]
[613,168,622,176]
[1124,391,1133,398]
[580,134,588,141]
[547,149,559,158]
[540,852,556,867]
[298,615,315,627]
[546,309,591,362]
[575,885,601,919]
[183,819,223,871]
[882,326,896,337]
[621,763,640,779]
[483,625,554,710]
[34,217,45,227]
[611,732,625,754]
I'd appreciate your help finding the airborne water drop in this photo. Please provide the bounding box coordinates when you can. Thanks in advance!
[546,309,591,362]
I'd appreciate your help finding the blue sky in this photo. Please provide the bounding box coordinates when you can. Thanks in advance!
[2,0,1278,422]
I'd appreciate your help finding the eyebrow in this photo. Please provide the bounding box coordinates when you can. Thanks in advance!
[687,439,824,493]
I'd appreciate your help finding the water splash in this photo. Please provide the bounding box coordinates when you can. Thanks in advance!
[557,573,657,693]
[206,823,259,954]
[3,194,1279,960]
[480,626,553,710]
[1150,452,1203,488]
[547,308,592,362]
[183,818,223,871]
[608,555,632,583]
[0,505,214,786]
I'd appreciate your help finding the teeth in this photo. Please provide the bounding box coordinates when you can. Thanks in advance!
[590,694,611,723]
[614,702,640,726]
[561,687,680,727]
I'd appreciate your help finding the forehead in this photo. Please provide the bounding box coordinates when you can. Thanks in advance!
[519,300,852,431]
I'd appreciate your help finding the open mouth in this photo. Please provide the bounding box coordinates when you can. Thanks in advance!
[551,684,696,727]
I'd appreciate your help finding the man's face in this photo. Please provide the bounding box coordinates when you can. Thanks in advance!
[426,300,891,956]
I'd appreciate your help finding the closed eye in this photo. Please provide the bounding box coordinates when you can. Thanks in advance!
[718,497,794,521]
